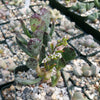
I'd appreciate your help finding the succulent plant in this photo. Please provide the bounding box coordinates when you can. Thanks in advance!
[78,35,99,48]
[41,37,76,85]
[71,2,94,14]
[26,57,38,69]
[49,8,63,22]
[94,0,100,9]
[48,39,57,53]
[86,2,94,10]
[9,0,24,6]
[87,12,100,23]
[15,77,41,85]
[51,70,61,86]
[73,64,98,77]
[32,30,44,41]
[30,13,45,32]
[27,38,42,57]
[16,8,76,86]
[62,47,76,63]
[40,8,51,31]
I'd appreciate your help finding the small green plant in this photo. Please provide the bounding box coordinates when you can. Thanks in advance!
[16,8,76,86]
[87,12,100,23]
[71,2,94,14]
[9,0,24,6]
[94,0,100,9]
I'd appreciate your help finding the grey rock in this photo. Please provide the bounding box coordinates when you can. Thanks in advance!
[23,88,29,94]
[91,65,98,76]
[82,65,92,77]
[72,91,88,100]
[7,58,17,71]
[2,70,10,77]
[0,59,7,69]
[45,96,52,100]
[73,66,82,77]
[63,71,70,81]
[17,91,21,97]
[46,91,53,96]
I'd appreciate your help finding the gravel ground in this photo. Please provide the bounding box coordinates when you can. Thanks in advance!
[69,34,100,56]
[0,1,100,100]
[86,20,100,32]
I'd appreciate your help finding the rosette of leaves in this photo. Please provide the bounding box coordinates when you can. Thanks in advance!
[87,12,100,23]
[70,2,94,14]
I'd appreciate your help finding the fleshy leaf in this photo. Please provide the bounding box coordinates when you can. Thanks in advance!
[43,32,51,47]
[26,58,38,70]
[58,58,65,69]
[51,75,57,85]
[78,8,86,14]
[16,37,32,57]
[94,0,100,9]
[87,12,98,23]
[71,4,78,11]
[86,3,94,11]
[16,33,27,45]
[51,71,61,86]
[62,47,76,63]
[30,13,45,32]
[32,30,44,41]
[40,8,50,31]
[20,19,32,38]
[39,45,46,64]
[15,77,41,85]
[50,22,55,37]
[27,38,42,57]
